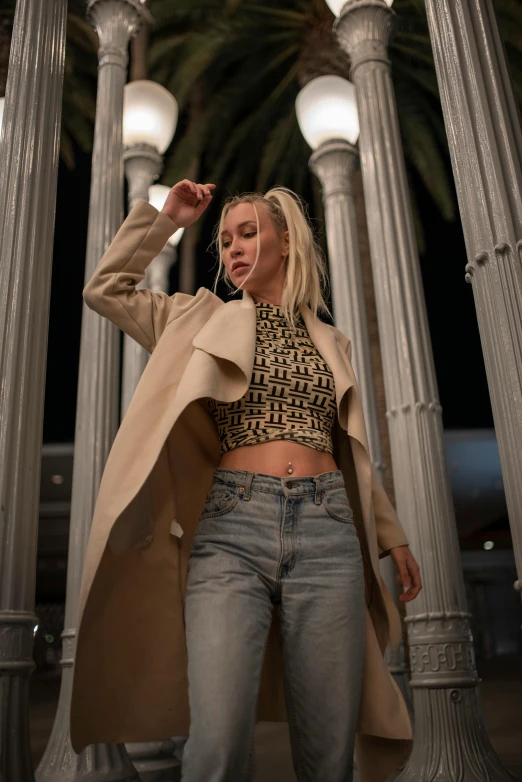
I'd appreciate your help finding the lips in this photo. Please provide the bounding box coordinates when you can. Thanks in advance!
[232,262,249,272]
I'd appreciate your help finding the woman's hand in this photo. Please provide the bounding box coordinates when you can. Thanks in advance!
[390,545,422,602]
[161,179,216,228]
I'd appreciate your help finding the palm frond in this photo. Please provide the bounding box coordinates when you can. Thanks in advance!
[205,75,298,187]
[256,107,299,190]
[53,0,520,239]
[390,41,436,68]
[246,5,307,24]
[66,13,99,53]
[165,31,229,106]
[148,34,187,70]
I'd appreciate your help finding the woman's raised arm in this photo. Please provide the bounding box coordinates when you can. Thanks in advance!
[82,180,215,352]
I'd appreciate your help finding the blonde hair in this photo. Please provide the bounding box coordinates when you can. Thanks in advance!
[211,187,332,331]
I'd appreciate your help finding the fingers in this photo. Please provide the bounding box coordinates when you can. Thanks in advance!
[398,555,422,602]
[194,183,216,211]
[197,182,216,200]
[189,182,216,210]
[186,180,202,202]
[186,180,216,199]
[174,180,216,204]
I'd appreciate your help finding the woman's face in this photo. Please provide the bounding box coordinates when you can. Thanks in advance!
[220,202,289,298]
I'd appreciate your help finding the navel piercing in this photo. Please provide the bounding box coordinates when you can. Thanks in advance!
[287,461,293,475]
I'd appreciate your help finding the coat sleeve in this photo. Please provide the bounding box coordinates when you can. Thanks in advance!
[82,199,191,353]
[372,467,410,559]
[335,328,410,559]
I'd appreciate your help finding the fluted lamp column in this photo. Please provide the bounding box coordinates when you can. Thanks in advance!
[35,2,146,781]
[0,1,67,778]
[121,79,178,419]
[423,0,522,610]
[296,73,413,722]
[326,0,517,780]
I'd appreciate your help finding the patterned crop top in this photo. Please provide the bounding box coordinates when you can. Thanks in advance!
[206,301,337,455]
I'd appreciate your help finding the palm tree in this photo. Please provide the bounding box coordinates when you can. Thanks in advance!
[147,0,521,251]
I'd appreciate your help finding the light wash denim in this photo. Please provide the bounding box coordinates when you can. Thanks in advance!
[180,467,366,782]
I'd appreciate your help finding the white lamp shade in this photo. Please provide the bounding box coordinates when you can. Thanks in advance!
[325,0,393,14]
[148,184,185,247]
[168,226,185,247]
[296,75,360,149]
[148,184,171,212]
[123,80,178,154]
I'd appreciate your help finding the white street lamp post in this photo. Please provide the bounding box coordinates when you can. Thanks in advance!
[35,2,146,780]
[296,73,413,722]
[329,1,515,779]
[0,0,68,777]
[424,0,522,611]
[120,80,178,419]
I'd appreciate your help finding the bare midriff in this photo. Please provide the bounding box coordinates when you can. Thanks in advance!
[217,439,339,479]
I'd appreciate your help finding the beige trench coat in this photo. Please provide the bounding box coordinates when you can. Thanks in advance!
[70,199,413,781]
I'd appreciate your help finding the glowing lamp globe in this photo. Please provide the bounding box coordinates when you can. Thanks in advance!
[325,0,393,14]
[149,184,185,247]
[296,75,360,150]
[123,80,178,154]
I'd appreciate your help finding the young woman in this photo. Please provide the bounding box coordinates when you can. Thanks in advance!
[70,179,421,782]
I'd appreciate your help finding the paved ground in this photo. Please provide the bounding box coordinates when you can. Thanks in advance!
[29,655,522,780]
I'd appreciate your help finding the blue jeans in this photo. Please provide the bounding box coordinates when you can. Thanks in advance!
[180,468,366,782]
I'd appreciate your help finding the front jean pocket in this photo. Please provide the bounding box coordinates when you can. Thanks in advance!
[322,486,355,524]
[199,484,240,521]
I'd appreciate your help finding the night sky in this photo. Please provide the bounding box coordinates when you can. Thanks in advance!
[43,141,493,444]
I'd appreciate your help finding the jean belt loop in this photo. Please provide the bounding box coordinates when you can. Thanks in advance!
[314,475,321,505]
[243,471,253,501]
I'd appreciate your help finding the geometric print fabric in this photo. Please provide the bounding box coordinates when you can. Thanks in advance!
[207,301,337,455]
